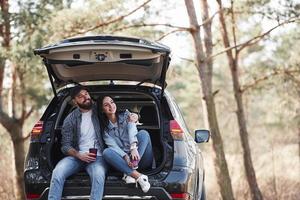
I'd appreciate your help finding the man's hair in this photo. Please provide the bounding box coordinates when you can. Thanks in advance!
[70,85,88,99]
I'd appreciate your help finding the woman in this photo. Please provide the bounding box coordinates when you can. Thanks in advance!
[99,96,153,193]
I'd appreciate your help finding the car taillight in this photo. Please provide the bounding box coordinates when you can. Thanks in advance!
[170,120,184,140]
[30,121,43,142]
[26,193,41,200]
[170,193,190,200]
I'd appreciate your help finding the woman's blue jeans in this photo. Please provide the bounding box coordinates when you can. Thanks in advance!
[103,130,153,175]
[48,156,107,200]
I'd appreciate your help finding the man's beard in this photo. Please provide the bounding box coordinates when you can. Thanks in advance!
[77,99,92,110]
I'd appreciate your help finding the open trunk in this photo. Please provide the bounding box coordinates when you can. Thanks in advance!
[47,87,171,182]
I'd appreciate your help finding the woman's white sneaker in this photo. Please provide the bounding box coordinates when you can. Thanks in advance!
[122,174,136,184]
[137,174,150,193]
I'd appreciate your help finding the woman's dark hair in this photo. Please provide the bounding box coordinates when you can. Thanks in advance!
[97,95,119,134]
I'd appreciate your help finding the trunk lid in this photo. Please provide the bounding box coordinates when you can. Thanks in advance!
[34,35,171,95]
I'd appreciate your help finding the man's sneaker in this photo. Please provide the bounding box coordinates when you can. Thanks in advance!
[137,174,150,193]
[122,174,136,184]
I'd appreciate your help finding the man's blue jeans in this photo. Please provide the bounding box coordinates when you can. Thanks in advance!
[103,130,153,175]
[48,156,107,200]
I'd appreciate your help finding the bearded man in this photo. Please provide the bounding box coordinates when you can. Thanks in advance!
[48,85,107,200]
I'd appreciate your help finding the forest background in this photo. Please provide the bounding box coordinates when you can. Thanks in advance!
[0,0,299,200]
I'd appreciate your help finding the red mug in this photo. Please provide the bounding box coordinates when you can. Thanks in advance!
[89,148,97,158]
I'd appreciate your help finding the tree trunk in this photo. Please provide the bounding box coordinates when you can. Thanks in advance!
[12,127,26,200]
[298,115,300,161]
[205,94,235,200]
[0,0,10,48]
[184,0,235,199]
[216,0,263,199]
[1,1,27,199]
[0,111,26,200]
[0,61,4,108]
[296,108,300,161]
[231,64,263,200]
[298,119,300,161]
[0,0,10,109]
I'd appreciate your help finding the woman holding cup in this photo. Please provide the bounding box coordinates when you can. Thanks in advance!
[98,96,153,193]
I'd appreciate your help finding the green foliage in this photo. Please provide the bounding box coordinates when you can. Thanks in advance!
[273,28,300,64]
[235,0,299,21]
[167,62,204,131]
[44,0,170,42]
[1,0,69,112]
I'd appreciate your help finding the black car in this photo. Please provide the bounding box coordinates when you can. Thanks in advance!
[24,35,210,200]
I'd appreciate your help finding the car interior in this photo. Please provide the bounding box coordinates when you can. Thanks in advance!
[49,92,164,176]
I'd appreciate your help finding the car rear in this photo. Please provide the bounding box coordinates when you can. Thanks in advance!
[24,84,205,200]
[24,35,208,200]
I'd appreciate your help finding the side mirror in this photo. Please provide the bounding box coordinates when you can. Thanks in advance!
[195,129,210,143]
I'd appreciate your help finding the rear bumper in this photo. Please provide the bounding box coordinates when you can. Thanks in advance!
[38,186,172,200]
